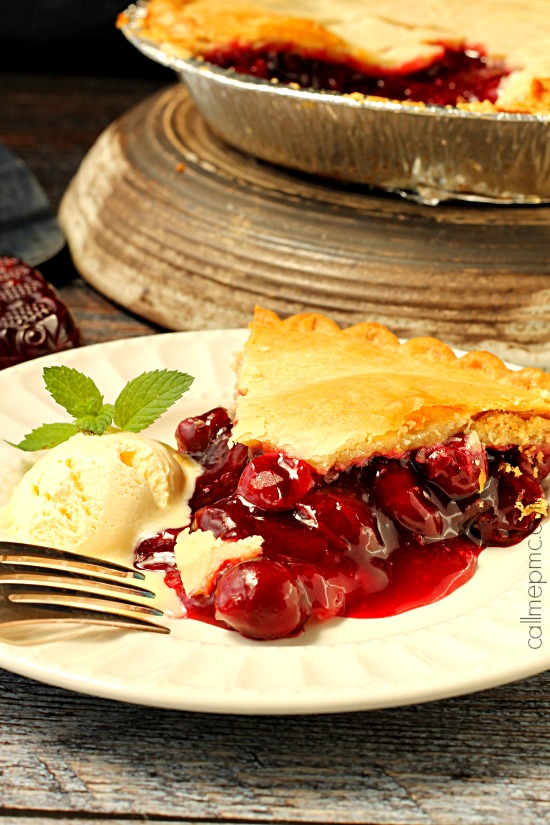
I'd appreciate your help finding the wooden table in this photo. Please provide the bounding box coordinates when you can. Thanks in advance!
[1,73,549,825]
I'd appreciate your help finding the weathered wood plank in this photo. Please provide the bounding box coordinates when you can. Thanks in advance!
[1,668,549,824]
[1,74,166,212]
[0,821,245,825]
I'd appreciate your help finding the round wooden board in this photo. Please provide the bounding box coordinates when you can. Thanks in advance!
[60,84,550,368]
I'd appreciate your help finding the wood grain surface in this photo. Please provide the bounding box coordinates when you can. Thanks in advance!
[59,84,550,368]
[1,73,550,825]
[1,665,550,824]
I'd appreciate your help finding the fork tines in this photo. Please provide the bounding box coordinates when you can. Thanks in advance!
[0,541,171,634]
[0,540,147,581]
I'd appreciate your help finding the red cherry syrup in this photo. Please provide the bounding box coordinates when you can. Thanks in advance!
[135,408,548,640]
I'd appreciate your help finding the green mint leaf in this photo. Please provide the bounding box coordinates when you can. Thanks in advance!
[74,404,115,436]
[43,365,104,418]
[6,367,195,453]
[9,423,80,451]
[113,369,194,432]
[95,403,115,433]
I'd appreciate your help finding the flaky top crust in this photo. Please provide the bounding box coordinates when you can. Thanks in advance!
[123,0,358,66]
[124,0,550,114]
[232,307,550,474]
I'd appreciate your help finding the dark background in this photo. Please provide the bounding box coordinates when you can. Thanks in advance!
[0,0,172,78]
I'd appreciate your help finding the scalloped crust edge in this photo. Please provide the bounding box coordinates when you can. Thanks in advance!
[233,307,550,474]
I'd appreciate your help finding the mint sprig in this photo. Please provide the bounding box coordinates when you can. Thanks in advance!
[11,366,194,451]
[44,366,104,417]
[114,370,194,432]
[9,423,80,452]
[74,404,115,436]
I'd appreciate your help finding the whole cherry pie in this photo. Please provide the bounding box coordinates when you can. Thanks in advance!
[136,307,550,640]
[125,0,550,112]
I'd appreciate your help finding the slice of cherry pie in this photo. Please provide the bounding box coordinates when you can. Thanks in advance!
[136,307,550,641]
[126,0,550,112]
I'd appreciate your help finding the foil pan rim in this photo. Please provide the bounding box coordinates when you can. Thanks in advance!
[121,0,550,125]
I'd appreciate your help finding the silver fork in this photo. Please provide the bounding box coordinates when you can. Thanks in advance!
[0,541,170,634]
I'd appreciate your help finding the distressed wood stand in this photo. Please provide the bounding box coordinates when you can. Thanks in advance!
[60,84,550,368]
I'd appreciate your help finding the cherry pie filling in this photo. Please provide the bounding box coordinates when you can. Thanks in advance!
[135,407,549,640]
[202,44,510,107]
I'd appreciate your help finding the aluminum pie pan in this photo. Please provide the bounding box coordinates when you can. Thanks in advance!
[120,1,550,205]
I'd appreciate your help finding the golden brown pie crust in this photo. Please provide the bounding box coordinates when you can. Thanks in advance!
[122,0,550,113]
[122,1,366,67]
[232,307,550,474]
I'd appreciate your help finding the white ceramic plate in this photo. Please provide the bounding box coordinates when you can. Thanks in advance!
[0,330,549,714]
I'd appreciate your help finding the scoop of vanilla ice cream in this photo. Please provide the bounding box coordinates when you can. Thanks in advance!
[0,431,198,565]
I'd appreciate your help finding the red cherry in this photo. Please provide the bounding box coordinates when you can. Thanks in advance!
[176,407,249,511]
[194,494,332,566]
[515,446,550,484]
[191,442,250,512]
[237,453,317,511]
[250,57,268,77]
[535,449,550,482]
[194,495,253,540]
[379,534,479,612]
[297,487,382,553]
[175,407,232,457]
[134,528,182,570]
[288,562,346,622]
[373,460,444,538]
[470,470,545,547]
[214,559,310,639]
[415,434,488,498]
